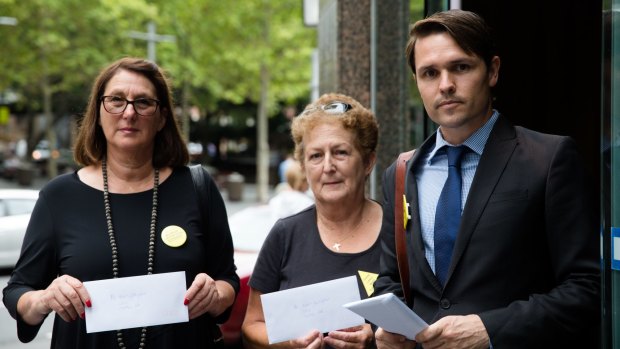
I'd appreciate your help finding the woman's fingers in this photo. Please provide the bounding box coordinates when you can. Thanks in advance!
[186,273,218,319]
[44,275,90,322]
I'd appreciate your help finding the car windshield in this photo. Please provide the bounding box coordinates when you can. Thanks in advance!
[228,205,275,251]
[0,199,37,217]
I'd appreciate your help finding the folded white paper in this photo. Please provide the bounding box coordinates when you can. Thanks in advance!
[83,271,189,333]
[260,276,365,344]
[343,293,428,340]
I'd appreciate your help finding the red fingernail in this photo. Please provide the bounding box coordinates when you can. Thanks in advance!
[80,312,85,319]
[184,298,189,305]
[85,300,92,308]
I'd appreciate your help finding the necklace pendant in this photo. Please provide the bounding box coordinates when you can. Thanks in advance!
[332,242,341,251]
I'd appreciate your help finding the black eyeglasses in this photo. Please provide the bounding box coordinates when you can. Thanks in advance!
[100,95,160,116]
[300,101,353,117]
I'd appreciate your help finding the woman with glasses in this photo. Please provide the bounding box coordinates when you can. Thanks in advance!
[242,93,381,349]
[2,57,239,348]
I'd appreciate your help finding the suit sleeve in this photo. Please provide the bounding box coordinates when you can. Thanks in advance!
[373,161,408,302]
[478,137,600,347]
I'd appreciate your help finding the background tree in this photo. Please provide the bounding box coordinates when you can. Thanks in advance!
[0,0,315,196]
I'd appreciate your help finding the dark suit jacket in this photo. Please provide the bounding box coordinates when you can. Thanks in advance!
[374,115,600,348]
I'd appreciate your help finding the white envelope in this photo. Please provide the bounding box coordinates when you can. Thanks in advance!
[260,276,365,344]
[343,293,428,340]
[83,271,189,333]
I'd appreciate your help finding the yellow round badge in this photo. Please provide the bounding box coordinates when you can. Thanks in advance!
[161,225,187,248]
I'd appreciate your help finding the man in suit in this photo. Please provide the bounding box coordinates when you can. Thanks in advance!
[374,9,600,349]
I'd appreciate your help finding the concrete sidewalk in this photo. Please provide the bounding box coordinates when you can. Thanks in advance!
[0,173,269,216]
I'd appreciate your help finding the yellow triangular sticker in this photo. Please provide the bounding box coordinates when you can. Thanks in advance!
[358,270,379,297]
[403,194,410,229]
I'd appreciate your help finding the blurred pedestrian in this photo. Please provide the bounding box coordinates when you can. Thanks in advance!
[277,152,295,185]
[268,160,314,220]
[242,93,380,349]
[2,57,239,348]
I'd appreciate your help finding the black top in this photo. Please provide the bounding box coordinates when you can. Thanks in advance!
[2,166,239,348]
[249,205,382,299]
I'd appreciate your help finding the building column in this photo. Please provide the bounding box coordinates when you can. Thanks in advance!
[318,0,410,198]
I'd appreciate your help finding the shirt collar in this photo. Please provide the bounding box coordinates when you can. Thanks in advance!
[428,110,500,163]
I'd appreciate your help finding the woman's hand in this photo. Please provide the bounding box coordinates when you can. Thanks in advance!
[184,273,235,319]
[18,275,91,325]
[282,330,324,349]
[324,324,375,349]
[243,288,324,349]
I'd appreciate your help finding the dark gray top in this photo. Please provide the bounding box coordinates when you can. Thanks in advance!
[249,205,382,299]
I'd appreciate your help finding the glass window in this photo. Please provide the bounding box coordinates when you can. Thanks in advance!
[0,199,36,217]
[5,198,36,216]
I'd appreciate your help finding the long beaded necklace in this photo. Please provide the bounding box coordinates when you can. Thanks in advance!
[102,158,159,349]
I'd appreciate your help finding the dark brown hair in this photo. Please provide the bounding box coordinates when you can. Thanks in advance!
[73,57,189,167]
[405,9,497,74]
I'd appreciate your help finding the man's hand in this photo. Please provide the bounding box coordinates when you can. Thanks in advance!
[375,327,416,349]
[415,315,489,349]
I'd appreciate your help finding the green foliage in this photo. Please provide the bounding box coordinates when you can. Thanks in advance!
[407,0,424,102]
[410,0,424,20]
[0,0,315,117]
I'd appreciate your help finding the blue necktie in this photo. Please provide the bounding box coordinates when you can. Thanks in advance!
[434,146,466,286]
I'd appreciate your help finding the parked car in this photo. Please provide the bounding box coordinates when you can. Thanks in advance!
[31,140,52,163]
[0,189,39,270]
[220,205,274,346]
[0,156,21,179]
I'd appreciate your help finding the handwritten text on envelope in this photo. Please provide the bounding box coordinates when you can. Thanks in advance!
[260,275,365,344]
[83,271,189,333]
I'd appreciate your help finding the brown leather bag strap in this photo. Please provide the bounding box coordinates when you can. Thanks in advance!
[395,149,415,307]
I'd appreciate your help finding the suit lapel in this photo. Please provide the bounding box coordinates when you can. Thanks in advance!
[406,136,444,293]
[445,115,518,284]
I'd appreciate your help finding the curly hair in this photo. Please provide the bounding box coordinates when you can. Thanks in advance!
[291,93,379,167]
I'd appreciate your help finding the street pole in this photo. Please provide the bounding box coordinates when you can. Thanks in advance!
[127,23,187,143]
[0,16,18,26]
[127,21,175,63]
